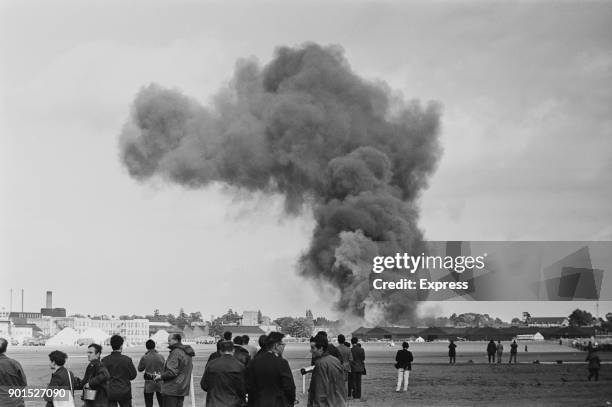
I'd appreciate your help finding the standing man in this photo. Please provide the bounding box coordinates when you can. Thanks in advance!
[486,340,496,364]
[308,335,347,407]
[336,335,352,394]
[138,339,165,407]
[232,336,251,366]
[242,335,258,359]
[395,342,413,392]
[448,340,457,365]
[102,335,138,407]
[79,343,110,407]
[0,338,27,407]
[154,333,195,407]
[349,337,365,400]
[509,340,518,364]
[201,340,246,407]
[496,341,504,364]
[246,332,296,407]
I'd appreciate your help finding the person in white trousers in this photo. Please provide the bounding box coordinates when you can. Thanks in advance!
[394,342,413,392]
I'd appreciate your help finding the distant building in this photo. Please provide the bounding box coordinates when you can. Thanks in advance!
[9,312,42,320]
[242,311,259,326]
[53,317,149,344]
[527,317,569,327]
[40,308,67,317]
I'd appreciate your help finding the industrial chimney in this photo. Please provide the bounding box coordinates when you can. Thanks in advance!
[46,291,53,308]
[21,289,24,312]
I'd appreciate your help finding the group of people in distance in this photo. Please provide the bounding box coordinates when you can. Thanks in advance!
[485,339,519,364]
[202,330,366,407]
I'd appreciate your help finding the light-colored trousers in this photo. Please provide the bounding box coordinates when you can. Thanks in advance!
[396,368,410,391]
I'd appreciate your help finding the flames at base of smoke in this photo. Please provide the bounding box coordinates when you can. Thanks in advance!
[119,43,442,325]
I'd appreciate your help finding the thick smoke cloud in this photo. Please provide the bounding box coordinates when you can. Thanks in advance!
[120,43,442,325]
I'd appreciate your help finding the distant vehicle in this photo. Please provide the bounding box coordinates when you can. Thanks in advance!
[23,338,45,346]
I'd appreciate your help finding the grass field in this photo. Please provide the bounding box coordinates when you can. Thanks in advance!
[7,341,611,406]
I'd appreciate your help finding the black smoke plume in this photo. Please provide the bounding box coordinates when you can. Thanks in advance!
[120,43,442,325]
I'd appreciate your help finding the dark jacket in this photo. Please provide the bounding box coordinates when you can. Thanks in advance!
[78,359,110,407]
[161,343,195,396]
[510,342,518,354]
[486,341,497,355]
[308,354,347,407]
[101,351,137,401]
[44,366,77,407]
[350,344,365,373]
[586,351,601,369]
[234,346,251,367]
[448,343,457,356]
[246,351,296,407]
[0,354,27,407]
[395,349,413,370]
[201,354,246,407]
[138,349,165,393]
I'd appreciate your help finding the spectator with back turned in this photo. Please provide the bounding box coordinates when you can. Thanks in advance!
[232,336,251,367]
[336,334,353,393]
[496,341,504,364]
[102,335,137,407]
[509,340,518,364]
[246,332,296,407]
[201,340,246,407]
[395,342,413,392]
[0,338,27,407]
[349,337,365,400]
[486,340,496,364]
[138,339,165,407]
[242,335,258,359]
[448,340,457,365]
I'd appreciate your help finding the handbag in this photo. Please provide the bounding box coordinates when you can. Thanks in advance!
[53,369,75,407]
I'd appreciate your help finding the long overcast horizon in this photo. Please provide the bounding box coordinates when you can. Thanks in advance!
[1,1,611,324]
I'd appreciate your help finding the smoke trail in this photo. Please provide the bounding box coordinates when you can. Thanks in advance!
[120,43,442,324]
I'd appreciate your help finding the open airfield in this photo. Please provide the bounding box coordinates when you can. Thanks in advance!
[9,341,611,406]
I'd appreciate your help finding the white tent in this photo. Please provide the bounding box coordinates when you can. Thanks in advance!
[151,329,169,345]
[414,337,425,343]
[47,327,80,346]
[79,328,110,345]
[533,332,544,341]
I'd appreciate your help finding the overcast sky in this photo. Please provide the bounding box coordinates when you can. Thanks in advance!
[1,1,611,323]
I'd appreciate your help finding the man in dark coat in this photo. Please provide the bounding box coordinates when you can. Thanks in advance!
[138,339,165,407]
[0,338,27,407]
[154,333,195,407]
[308,335,347,407]
[78,343,110,407]
[395,342,413,392]
[102,335,138,407]
[486,339,496,364]
[201,340,246,407]
[232,336,251,367]
[349,337,365,399]
[509,340,518,364]
[246,332,296,407]
[44,350,78,407]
